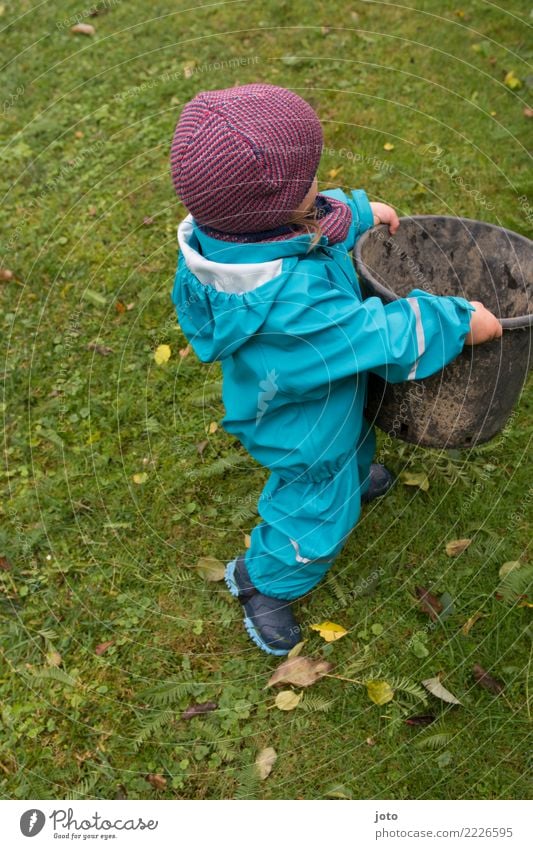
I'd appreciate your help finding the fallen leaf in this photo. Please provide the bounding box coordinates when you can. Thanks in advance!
[71,23,95,36]
[115,301,126,314]
[181,701,218,719]
[504,70,522,90]
[518,600,533,608]
[95,640,114,656]
[208,421,218,434]
[179,344,191,358]
[287,640,306,658]
[145,773,167,791]
[405,714,436,726]
[244,533,251,549]
[267,656,333,688]
[366,736,376,746]
[310,620,348,642]
[327,167,342,179]
[523,107,533,118]
[439,591,455,621]
[0,268,13,281]
[274,690,303,711]
[366,680,394,705]
[422,676,462,706]
[472,663,504,695]
[498,561,521,579]
[88,205,97,216]
[461,611,485,635]
[445,538,472,557]
[416,586,443,621]
[193,556,225,582]
[132,472,148,485]
[255,747,277,779]
[143,216,154,226]
[383,142,395,151]
[154,344,171,365]
[400,471,429,491]
[46,650,62,667]
[0,556,12,571]
[196,440,208,455]
[87,341,114,356]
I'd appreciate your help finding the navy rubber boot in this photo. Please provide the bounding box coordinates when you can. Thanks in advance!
[361,464,395,504]
[225,555,302,656]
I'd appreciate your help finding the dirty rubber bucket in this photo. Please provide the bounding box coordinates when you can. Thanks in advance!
[354,216,532,448]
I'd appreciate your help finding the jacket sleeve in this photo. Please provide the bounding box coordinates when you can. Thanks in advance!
[275,275,475,393]
[321,187,375,251]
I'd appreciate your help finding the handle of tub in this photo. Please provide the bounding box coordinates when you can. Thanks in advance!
[500,314,533,331]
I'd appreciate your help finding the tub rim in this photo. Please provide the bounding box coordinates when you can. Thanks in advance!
[354,215,533,330]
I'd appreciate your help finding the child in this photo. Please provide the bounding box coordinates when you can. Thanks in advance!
[169,84,502,656]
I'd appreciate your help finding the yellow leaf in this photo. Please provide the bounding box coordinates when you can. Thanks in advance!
[327,167,342,179]
[208,421,218,434]
[310,620,348,642]
[255,747,277,779]
[445,538,472,557]
[504,71,522,90]
[518,600,533,609]
[193,556,225,582]
[400,471,430,491]
[244,533,251,549]
[498,561,521,580]
[366,679,394,705]
[461,611,485,635]
[132,472,148,484]
[383,142,395,151]
[71,23,95,36]
[287,640,306,658]
[154,344,171,365]
[274,690,303,711]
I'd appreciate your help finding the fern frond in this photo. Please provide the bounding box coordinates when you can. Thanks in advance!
[142,675,202,707]
[231,501,259,526]
[66,771,101,800]
[233,765,261,800]
[388,676,428,703]
[413,732,452,750]
[37,628,59,642]
[499,564,533,604]
[32,667,77,688]
[300,695,336,713]
[327,575,349,608]
[134,709,175,749]
[193,452,251,479]
[189,382,223,407]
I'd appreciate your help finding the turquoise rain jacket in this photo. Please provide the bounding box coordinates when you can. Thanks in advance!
[172,188,475,599]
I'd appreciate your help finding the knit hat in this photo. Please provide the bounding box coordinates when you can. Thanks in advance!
[170,84,324,235]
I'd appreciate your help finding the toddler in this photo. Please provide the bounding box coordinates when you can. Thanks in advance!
[169,84,502,656]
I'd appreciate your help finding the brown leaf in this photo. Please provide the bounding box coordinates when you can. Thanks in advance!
[0,556,12,571]
[179,344,191,359]
[445,538,472,557]
[115,301,126,314]
[196,440,208,456]
[461,611,485,635]
[416,586,443,621]
[181,701,217,720]
[472,664,504,695]
[95,640,114,656]
[71,23,95,36]
[405,714,436,726]
[0,268,14,281]
[524,107,533,118]
[143,216,154,226]
[145,773,167,791]
[87,342,114,356]
[88,205,97,216]
[267,656,333,689]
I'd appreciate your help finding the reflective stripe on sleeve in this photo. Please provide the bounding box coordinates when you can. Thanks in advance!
[406,297,426,380]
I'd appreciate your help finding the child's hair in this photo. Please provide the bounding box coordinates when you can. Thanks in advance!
[288,204,323,250]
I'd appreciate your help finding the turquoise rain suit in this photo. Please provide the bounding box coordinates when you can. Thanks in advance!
[172,189,474,600]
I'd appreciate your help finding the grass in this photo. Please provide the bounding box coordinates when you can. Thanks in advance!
[1,0,532,800]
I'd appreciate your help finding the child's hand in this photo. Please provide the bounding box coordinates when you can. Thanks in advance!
[464,301,503,345]
[370,202,400,234]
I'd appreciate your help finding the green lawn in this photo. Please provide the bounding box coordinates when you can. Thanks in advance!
[1,0,531,800]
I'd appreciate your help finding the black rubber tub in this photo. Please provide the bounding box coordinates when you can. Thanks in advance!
[354,216,532,448]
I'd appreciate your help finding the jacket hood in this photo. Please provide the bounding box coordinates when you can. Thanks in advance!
[172,215,317,361]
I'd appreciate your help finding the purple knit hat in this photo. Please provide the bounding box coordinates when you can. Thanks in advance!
[170,84,323,234]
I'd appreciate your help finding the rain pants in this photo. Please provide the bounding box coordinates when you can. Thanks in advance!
[172,188,475,600]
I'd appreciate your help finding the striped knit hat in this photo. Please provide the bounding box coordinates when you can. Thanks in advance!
[169,84,323,235]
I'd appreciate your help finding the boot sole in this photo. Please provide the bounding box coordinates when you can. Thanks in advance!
[224,559,290,657]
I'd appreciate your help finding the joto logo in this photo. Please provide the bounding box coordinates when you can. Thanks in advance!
[20,809,46,837]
